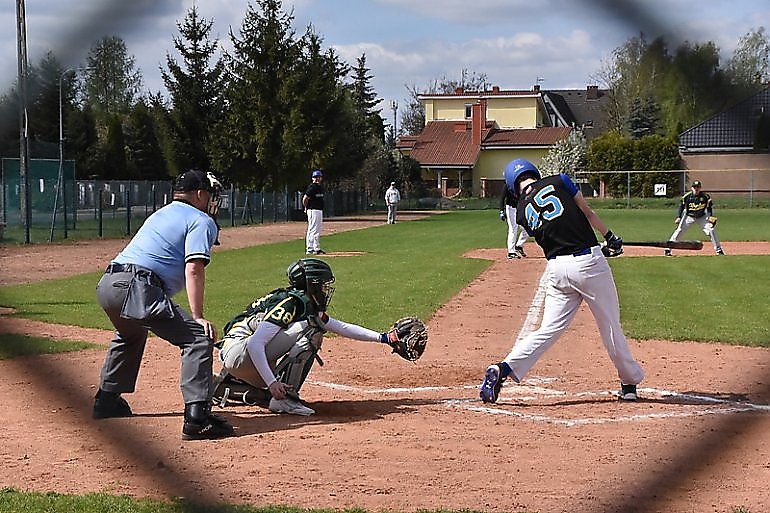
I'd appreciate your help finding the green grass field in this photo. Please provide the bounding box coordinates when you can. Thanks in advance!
[0,208,768,513]
[1,208,768,345]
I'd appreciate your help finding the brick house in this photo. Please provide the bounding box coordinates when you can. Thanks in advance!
[679,85,770,198]
[396,84,609,198]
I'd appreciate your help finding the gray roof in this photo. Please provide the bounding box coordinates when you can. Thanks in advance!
[679,86,770,152]
[543,87,610,140]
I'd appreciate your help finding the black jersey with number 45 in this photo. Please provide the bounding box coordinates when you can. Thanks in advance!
[515,174,598,260]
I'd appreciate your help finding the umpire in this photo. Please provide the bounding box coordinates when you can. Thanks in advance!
[93,169,234,440]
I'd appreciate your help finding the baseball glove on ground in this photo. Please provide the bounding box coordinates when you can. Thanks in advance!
[707,216,718,226]
[386,317,428,361]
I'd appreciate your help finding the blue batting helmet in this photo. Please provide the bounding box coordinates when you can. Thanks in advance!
[503,159,541,197]
[312,169,323,178]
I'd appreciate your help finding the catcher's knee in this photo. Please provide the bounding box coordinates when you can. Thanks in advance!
[274,339,322,394]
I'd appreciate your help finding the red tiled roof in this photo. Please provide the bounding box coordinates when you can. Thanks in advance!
[407,120,490,167]
[483,127,571,146]
[400,123,570,167]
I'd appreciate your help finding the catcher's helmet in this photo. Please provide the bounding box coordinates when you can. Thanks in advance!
[287,258,336,311]
[503,159,541,198]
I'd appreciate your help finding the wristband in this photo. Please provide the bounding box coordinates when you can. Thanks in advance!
[380,333,388,344]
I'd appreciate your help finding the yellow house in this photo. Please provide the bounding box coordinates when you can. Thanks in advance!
[396,84,582,197]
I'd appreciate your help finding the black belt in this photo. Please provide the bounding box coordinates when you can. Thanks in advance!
[105,263,164,288]
[547,247,593,260]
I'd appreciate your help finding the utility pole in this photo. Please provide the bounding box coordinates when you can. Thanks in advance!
[391,100,398,145]
[16,0,31,243]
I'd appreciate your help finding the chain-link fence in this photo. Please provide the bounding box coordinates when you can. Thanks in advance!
[576,168,770,208]
[0,173,371,243]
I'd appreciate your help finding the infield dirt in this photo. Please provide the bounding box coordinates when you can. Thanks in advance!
[1,214,769,513]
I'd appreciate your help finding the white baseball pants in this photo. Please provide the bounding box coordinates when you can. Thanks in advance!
[502,246,645,386]
[306,209,323,252]
[505,204,529,252]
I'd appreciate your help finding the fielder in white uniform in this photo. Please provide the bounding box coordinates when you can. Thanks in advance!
[500,182,528,259]
[480,159,645,403]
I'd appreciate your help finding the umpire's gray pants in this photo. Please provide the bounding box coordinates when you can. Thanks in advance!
[96,269,214,404]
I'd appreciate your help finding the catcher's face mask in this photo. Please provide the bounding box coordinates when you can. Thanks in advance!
[308,277,335,311]
[205,172,224,217]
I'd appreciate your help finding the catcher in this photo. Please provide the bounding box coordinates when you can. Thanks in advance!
[665,180,724,256]
[212,258,428,416]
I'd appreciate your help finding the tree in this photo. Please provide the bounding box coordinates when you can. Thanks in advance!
[212,0,301,189]
[84,36,143,116]
[124,99,167,179]
[627,96,660,139]
[161,4,226,173]
[726,27,770,97]
[350,53,385,144]
[540,126,587,177]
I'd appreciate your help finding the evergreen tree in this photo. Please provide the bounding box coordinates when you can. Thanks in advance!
[212,0,300,189]
[350,53,384,143]
[125,99,167,179]
[161,4,225,173]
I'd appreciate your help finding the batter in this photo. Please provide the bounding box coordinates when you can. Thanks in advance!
[479,159,645,403]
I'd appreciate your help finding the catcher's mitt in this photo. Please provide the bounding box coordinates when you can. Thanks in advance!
[707,216,718,227]
[386,317,428,361]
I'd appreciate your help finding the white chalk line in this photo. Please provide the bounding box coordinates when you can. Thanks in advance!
[307,379,770,425]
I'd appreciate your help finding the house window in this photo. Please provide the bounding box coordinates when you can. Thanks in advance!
[465,104,472,119]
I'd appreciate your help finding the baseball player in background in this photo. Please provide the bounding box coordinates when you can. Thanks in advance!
[213,258,409,415]
[664,180,724,256]
[499,181,529,259]
[303,169,326,255]
[480,159,645,403]
[385,182,401,224]
[94,170,234,440]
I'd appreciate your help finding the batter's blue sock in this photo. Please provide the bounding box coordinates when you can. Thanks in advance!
[498,362,512,378]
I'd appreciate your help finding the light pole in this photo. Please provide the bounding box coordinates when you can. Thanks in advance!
[50,66,91,241]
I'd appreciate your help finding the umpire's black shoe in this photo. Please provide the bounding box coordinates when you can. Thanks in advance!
[182,401,235,440]
[93,389,133,419]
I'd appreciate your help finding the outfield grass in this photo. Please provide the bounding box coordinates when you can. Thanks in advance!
[0,209,768,346]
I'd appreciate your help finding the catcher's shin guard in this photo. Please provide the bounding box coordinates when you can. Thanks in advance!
[274,329,324,395]
[212,370,270,408]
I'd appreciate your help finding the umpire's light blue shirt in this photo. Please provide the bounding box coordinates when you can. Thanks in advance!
[113,201,218,296]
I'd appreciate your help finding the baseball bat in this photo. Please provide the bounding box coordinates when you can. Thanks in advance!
[623,240,704,250]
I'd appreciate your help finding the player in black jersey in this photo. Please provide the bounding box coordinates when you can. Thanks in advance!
[480,159,645,403]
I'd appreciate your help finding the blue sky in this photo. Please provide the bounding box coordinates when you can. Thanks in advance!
[2,0,768,119]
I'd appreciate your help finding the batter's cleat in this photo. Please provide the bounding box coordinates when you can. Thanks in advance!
[93,389,133,419]
[663,248,672,257]
[507,252,520,260]
[182,401,235,440]
[716,249,725,255]
[618,384,638,401]
[269,397,315,416]
[480,364,506,403]
[515,246,527,258]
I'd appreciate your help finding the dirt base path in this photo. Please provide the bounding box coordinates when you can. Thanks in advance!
[1,215,770,513]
